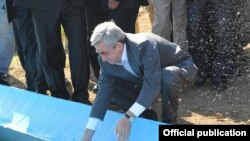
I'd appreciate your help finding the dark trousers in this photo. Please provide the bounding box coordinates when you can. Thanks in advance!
[186,0,213,78]
[242,0,250,45]
[12,8,47,93]
[106,7,139,33]
[187,0,243,83]
[31,0,90,102]
[85,2,107,79]
[212,0,243,81]
[112,66,186,124]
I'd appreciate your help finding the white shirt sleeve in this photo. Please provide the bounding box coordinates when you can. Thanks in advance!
[129,102,146,117]
[86,117,102,130]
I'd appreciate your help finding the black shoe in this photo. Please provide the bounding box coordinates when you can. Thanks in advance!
[140,109,158,121]
[0,78,10,86]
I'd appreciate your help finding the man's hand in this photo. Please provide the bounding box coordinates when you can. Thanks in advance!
[108,0,120,9]
[81,129,95,141]
[115,117,132,141]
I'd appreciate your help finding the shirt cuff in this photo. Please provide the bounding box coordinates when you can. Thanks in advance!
[129,102,146,117]
[86,117,102,130]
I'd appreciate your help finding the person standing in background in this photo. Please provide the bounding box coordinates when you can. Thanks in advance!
[186,0,213,89]
[0,0,15,86]
[85,0,107,92]
[13,0,91,104]
[4,0,48,93]
[187,0,245,92]
[151,0,187,50]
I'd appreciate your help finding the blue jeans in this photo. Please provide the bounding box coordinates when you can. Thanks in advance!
[0,5,15,74]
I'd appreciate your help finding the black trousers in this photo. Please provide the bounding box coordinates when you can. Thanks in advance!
[13,8,47,93]
[212,0,243,81]
[187,0,243,83]
[85,2,107,79]
[186,0,213,78]
[106,7,139,33]
[32,0,90,102]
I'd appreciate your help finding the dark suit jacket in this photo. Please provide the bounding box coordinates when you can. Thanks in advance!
[90,33,197,120]
[13,0,86,10]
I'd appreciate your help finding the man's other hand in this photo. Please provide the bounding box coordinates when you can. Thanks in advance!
[115,117,132,141]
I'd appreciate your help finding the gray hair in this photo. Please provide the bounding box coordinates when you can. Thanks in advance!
[90,21,126,48]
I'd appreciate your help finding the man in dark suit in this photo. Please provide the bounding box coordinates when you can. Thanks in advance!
[81,21,197,141]
[13,0,90,103]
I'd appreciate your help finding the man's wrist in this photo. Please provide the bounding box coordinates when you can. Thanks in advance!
[86,117,102,130]
[124,113,134,122]
[82,129,95,141]
[129,102,146,117]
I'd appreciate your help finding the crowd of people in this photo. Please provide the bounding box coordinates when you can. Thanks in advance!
[0,0,249,141]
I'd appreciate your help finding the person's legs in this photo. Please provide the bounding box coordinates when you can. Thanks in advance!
[85,6,100,79]
[172,0,187,50]
[107,7,139,33]
[161,66,183,124]
[123,8,139,33]
[211,0,243,92]
[13,8,37,91]
[13,8,48,93]
[151,0,171,40]
[0,6,15,86]
[62,2,90,104]
[85,1,107,92]
[186,0,213,86]
[32,3,69,99]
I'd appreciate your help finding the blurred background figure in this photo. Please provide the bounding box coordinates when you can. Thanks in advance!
[241,0,250,46]
[187,0,246,92]
[151,0,187,50]
[0,0,15,86]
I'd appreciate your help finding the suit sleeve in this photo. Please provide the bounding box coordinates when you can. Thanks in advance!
[89,59,116,120]
[135,41,161,108]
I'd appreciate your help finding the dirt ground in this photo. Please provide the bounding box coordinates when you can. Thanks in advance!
[6,7,250,125]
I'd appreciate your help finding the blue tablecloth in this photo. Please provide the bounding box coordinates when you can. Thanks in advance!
[0,85,164,141]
